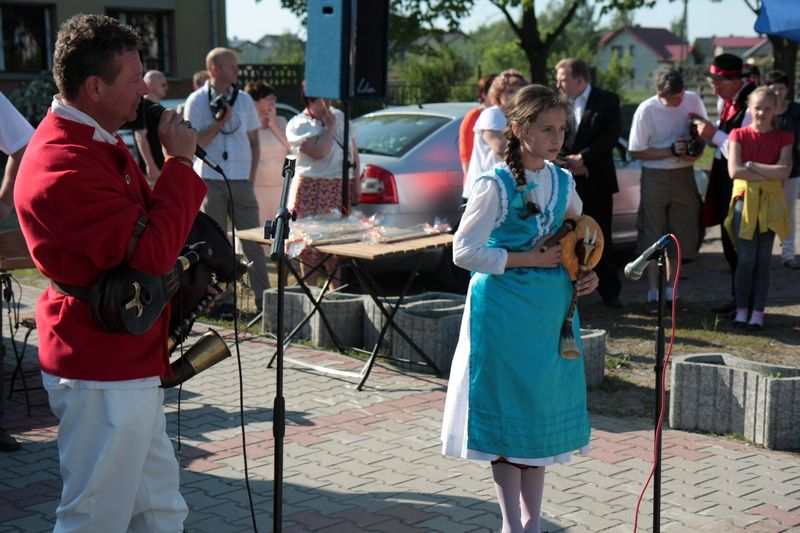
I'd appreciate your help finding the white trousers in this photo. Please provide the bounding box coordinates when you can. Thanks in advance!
[48,387,187,533]
[782,177,800,261]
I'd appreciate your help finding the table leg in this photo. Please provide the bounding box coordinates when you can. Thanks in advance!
[349,254,442,391]
[267,254,347,368]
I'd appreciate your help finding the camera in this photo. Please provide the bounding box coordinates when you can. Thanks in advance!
[685,120,705,157]
[209,95,228,121]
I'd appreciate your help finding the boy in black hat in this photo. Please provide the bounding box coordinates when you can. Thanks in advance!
[691,53,755,315]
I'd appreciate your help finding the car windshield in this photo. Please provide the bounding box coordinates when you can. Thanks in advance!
[354,114,450,157]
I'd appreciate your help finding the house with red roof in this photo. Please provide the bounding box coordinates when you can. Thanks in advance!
[597,26,701,90]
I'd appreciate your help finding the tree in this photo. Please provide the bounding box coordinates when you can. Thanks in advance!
[395,38,472,102]
[275,0,655,82]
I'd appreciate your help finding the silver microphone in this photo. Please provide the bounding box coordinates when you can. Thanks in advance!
[624,235,671,281]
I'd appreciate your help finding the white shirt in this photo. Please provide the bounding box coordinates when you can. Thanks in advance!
[0,91,34,155]
[454,162,583,274]
[463,105,506,199]
[628,91,708,169]
[573,84,591,129]
[285,107,355,179]
[184,81,260,180]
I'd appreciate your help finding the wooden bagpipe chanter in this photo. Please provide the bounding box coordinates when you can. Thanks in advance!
[87,212,248,387]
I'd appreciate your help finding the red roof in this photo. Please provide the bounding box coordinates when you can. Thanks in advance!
[600,27,690,62]
[713,36,766,48]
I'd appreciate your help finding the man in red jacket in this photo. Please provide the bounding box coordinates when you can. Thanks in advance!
[14,14,207,531]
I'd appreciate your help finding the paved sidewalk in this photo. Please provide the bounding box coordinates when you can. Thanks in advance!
[1,277,800,533]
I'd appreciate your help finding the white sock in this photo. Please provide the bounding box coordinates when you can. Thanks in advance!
[520,466,545,533]
[735,308,748,322]
[665,287,674,301]
[492,462,523,533]
[647,288,658,302]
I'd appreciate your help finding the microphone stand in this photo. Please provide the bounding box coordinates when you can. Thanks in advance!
[653,249,667,533]
[265,156,296,533]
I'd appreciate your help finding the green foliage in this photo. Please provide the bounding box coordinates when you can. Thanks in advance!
[261,33,305,64]
[395,38,472,102]
[9,74,58,127]
[597,49,634,99]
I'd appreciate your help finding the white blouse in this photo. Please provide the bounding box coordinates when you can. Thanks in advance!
[453,162,583,275]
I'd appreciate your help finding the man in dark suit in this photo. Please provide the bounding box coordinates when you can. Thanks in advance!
[556,57,623,308]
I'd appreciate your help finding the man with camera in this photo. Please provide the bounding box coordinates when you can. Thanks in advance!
[184,47,269,319]
[628,68,708,314]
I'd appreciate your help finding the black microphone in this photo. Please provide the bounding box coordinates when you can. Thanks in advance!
[624,234,671,281]
[143,100,225,176]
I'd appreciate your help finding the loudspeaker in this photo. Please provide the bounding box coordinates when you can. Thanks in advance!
[305,0,388,100]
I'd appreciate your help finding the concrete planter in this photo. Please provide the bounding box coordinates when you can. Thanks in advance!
[261,286,321,339]
[669,353,800,450]
[390,299,465,374]
[581,328,606,389]
[310,292,365,349]
[362,292,466,353]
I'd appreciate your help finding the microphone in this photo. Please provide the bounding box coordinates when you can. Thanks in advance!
[624,234,671,281]
[143,100,225,176]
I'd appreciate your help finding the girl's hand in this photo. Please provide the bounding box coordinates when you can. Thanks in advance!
[529,243,563,268]
[576,270,599,296]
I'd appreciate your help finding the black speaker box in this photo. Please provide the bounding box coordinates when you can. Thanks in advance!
[305,0,388,100]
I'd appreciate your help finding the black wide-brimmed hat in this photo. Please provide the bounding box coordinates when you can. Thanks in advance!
[707,53,746,80]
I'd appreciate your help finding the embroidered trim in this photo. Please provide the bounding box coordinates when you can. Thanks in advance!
[484,167,509,229]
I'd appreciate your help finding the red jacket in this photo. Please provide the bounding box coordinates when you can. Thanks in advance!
[15,111,207,381]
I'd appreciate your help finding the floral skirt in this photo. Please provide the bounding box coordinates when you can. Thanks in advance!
[288,174,357,267]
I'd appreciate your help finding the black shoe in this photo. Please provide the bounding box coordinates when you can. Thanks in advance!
[733,320,748,329]
[603,296,624,308]
[712,301,736,314]
[747,322,763,331]
[0,429,21,452]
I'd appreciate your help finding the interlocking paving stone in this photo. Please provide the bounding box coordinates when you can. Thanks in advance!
[4,282,800,532]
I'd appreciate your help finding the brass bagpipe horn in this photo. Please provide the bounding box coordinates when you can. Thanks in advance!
[161,330,231,388]
[159,212,248,388]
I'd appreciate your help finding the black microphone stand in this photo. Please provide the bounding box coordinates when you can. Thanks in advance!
[652,249,667,533]
[264,156,296,533]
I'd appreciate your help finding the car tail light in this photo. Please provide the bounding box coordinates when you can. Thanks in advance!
[360,164,398,204]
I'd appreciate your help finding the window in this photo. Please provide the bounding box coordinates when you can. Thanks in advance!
[354,114,450,157]
[107,10,172,74]
[0,4,53,72]
[629,45,635,58]
[611,46,624,58]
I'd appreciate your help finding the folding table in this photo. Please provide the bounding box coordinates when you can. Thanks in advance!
[235,228,453,389]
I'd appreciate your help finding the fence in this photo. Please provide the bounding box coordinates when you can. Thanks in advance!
[238,63,473,116]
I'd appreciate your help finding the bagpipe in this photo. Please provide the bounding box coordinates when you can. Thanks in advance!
[86,212,248,387]
[543,215,604,359]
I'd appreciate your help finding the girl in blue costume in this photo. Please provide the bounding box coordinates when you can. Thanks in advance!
[441,84,599,533]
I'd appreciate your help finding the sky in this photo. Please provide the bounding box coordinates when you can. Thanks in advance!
[226,0,760,43]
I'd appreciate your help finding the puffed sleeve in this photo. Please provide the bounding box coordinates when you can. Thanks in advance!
[453,177,509,274]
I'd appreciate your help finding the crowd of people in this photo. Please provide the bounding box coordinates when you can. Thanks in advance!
[0,12,797,532]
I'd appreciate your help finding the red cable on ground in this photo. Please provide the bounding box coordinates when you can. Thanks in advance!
[632,233,682,532]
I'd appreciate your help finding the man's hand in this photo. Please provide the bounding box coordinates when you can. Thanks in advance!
[564,154,589,176]
[159,109,197,161]
[689,114,715,140]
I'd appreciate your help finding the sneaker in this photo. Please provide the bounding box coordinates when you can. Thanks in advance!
[0,429,21,452]
[783,258,800,269]
[643,300,659,315]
